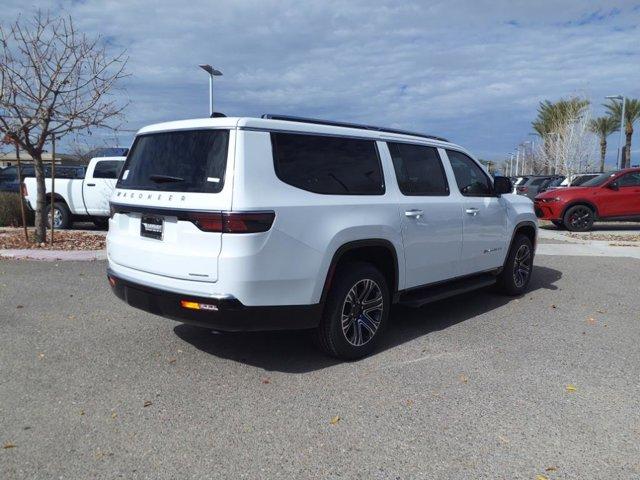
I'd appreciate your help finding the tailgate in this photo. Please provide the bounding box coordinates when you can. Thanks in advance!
[106,128,233,283]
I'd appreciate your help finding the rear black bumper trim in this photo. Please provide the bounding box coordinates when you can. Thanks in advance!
[107,269,322,331]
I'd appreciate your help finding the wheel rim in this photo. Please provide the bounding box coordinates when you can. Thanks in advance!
[512,244,532,288]
[569,207,591,230]
[341,278,384,347]
[51,208,63,228]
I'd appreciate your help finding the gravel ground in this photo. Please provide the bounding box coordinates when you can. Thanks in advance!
[1,256,640,479]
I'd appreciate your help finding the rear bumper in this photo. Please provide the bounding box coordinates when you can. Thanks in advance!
[107,269,322,331]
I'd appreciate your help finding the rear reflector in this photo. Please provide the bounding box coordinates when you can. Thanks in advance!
[108,276,117,287]
[187,211,275,233]
[180,300,219,311]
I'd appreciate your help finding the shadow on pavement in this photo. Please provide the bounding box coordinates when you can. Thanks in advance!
[174,266,562,373]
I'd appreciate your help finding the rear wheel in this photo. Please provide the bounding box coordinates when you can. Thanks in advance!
[563,205,594,232]
[496,234,533,296]
[316,262,390,360]
[46,202,71,229]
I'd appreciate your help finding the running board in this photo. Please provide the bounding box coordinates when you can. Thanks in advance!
[398,273,498,308]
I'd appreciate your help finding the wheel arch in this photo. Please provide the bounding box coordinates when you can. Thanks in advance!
[561,200,599,220]
[45,192,68,206]
[507,220,537,261]
[320,239,400,304]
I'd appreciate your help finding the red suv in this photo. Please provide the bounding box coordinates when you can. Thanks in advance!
[534,168,640,231]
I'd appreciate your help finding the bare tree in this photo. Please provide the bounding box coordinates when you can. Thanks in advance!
[0,11,128,242]
[535,107,597,178]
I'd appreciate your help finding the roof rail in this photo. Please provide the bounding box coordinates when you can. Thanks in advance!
[261,114,449,142]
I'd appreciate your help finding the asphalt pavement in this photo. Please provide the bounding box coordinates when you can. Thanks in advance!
[1,254,640,479]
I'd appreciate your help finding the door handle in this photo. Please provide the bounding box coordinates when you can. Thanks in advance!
[405,209,424,218]
[86,183,96,187]
[465,207,480,216]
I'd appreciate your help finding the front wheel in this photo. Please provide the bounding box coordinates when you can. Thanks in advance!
[563,205,594,232]
[496,234,533,296]
[316,262,390,360]
[46,202,71,229]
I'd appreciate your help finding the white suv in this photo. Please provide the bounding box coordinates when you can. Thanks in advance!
[107,115,537,359]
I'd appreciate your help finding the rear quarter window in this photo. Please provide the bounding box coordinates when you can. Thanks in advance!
[270,132,384,195]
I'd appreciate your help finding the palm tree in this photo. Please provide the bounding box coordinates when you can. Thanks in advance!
[604,98,640,168]
[589,116,619,172]
[532,97,590,173]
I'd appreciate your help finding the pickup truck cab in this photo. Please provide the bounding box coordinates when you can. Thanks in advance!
[23,156,125,228]
[107,115,537,359]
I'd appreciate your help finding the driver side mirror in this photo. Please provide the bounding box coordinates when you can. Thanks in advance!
[607,181,619,191]
[493,176,512,196]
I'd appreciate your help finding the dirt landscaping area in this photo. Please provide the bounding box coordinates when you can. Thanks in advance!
[0,228,106,251]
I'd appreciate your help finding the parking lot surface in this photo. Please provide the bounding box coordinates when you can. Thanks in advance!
[1,255,640,479]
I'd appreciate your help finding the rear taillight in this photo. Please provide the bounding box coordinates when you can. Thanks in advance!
[21,183,27,197]
[187,211,275,233]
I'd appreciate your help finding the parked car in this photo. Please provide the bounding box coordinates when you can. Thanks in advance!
[514,175,555,200]
[537,176,565,194]
[559,173,600,187]
[106,115,537,360]
[23,157,125,228]
[534,168,640,231]
[0,164,85,193]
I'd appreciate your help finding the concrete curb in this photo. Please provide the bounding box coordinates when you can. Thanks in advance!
[0,249,106,261]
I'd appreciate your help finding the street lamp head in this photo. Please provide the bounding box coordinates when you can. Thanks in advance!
[199,64,223,76]
[605,95,623,100]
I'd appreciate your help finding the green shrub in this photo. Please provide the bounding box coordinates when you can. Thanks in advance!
[0,192,33,227]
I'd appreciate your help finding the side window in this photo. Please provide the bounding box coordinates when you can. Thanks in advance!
[93,161,124,179]
[446,150,493,196]
[618,172,640,187]
[271,133,384,195]
[387,142,449,196]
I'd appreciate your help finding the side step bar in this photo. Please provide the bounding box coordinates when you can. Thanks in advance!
[398,272,498,308]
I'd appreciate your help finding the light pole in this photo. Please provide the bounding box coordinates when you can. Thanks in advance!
[606,94,625,169]
[198,64,223,116]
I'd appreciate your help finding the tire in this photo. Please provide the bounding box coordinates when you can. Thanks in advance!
[496,234,534,296]
[46,202,71,229]
[316,262,390,360]
[551,220,564,229]
[563,204,594,232]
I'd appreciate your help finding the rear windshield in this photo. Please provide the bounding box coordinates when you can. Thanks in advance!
[117,129,229,193]
[571,174,598,186]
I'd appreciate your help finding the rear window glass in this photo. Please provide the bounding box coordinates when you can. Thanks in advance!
[271,132,384,195]
[529,178,548,186]
[117,130,229,193]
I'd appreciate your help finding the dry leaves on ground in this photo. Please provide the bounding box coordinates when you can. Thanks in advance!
[0,228,105,251]
[329,415,341,425]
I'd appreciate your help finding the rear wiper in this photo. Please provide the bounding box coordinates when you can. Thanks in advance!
[149,174,184,183]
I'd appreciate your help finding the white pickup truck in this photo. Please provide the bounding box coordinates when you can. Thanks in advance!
[23,156,125,229]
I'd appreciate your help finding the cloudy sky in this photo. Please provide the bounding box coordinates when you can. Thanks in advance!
[3,0,640,166]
